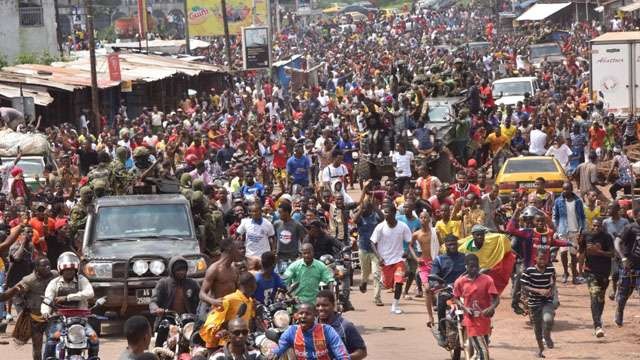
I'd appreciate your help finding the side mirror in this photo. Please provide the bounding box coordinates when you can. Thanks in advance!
[265,328,282,342]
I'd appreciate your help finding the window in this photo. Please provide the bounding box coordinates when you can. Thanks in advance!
[19,0,44,27]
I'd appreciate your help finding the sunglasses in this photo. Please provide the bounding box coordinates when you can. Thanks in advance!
[231,329,249,336]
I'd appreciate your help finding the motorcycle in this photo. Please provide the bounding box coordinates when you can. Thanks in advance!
[42,296,108,360]
[152,311,197,360]
[320,245,353,313]
[253,291,298,360]
[428,274,470,360]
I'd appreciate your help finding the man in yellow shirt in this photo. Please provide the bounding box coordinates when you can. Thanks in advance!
[199,272,257,349]
[500,117,517,141]
[435,204,462,243]
[485,127,509,155]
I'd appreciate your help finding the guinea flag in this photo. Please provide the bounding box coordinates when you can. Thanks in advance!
[456,232,516,295]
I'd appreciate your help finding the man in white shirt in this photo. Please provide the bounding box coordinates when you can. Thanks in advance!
[392,143,414,192]
[236,204,276,259]
[321,150,349,190]
[0,151,21,194]
[545,137,572,169]
[529,123,548,156]
[371,204,412,314]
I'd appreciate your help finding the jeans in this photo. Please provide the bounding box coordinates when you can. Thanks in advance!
[586,273,609,329]
[511,260,524,308]
[530,302,555,343]
[615,267,640,325]
[359,249,381,302]
[0,271,6,319]
[43,320,99,359]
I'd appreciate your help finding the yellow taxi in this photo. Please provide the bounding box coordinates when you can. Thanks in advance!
[495,156,568,198]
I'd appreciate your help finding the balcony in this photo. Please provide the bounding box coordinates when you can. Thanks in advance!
[19,6,44,27]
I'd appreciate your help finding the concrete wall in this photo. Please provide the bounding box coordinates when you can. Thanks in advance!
[0,0,59,63]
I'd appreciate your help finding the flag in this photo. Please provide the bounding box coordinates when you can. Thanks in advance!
[457,232,516,294]
[137,0,147,37]
[107,53,121,82]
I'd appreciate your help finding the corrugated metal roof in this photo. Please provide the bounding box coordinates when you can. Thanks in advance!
[591,31,640,42]
[0,83,54,105]
[0,53,226,93]
[620,1,640,11]
[516,2,571,21]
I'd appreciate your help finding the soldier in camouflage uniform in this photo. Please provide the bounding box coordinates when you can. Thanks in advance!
[87,151,112,194]
[69,186,93,236]
[190,190,219,256]
[110,146,131,195]
[180,173,193,200]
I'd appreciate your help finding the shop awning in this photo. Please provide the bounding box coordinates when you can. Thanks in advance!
[620,1,640,12]
[516,2,572,21]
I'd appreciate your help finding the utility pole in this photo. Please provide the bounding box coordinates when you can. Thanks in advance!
[183,0,191,54]
[86,0,100,132]
[221,0,233,69]
[53,0,64,57]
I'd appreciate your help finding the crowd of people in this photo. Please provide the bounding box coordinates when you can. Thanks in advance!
[1,2,640,360]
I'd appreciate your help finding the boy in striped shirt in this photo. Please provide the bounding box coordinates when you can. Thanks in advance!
[521,249,557,358]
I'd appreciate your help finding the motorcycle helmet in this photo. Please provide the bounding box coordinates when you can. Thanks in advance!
[57,251,81,272]
[521,206,541,219]
[319,254,335,266]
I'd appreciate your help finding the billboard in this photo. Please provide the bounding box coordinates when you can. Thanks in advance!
[186,0,268,36]
[242,26,270,69]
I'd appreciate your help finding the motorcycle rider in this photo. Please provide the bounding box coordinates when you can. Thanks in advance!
[316,290,367,360]
[209,318,261,360]
[283,242,334,304]
[149,256,200,348]
[41,252,99,359]
[427,234,466,346]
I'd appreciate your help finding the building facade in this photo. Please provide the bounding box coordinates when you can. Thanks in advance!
[0,0,60,63]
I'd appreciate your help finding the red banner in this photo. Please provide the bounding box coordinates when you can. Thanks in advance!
[107,53,121,82]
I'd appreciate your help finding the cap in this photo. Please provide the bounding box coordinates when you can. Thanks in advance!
[10,167,23,177]
[280,194,293,203]
[133,146,149,158]
[471,224,489,234]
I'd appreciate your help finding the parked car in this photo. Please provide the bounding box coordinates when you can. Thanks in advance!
[492,76,539,107]
[3,155,57,191]
[495,156,567,199]
[80,194,208,317]
[529,42,564,68]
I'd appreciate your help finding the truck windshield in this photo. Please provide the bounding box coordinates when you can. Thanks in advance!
[4,158,44,177]
[93,204,192,240]
[530,44,562,59]
[492,81,532,97]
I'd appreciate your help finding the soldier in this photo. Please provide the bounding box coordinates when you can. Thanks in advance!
[190,191,218,256]
[110,146,131,195]
[92,179,108,198]
[69,186,93,236]
[129,146,153,176]
[180,173,193,200]
[87,151,111,193]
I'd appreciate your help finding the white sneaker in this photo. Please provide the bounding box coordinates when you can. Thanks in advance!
[390,307,404,315]
[595,327,605,338]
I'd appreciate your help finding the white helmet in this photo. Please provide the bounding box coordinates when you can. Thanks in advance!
[57,252,80,272]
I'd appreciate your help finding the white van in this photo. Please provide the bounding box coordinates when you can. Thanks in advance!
[492,76,539,107]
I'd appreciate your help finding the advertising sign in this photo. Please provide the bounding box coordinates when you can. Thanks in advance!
[186,0,268,36]
[242,26,270,70]
[107,53,122,82]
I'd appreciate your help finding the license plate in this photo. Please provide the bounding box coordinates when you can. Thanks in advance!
[518,182,535,189]
[136,289,152,304]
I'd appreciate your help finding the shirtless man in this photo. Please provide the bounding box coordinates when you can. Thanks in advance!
[198,237,244,319]
[409,210,438,326]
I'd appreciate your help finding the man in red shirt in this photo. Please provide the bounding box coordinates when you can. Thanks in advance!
[271,137,288,190]
[479,79,495,112]
[451,172,481,200]
[454,253,500,360]
[186,135,207,163]
[588,122,606,155]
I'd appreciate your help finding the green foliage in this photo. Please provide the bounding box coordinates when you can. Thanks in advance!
[13,50,63,65]
[15,53,38,65]
[97,26,117,43]
[0,54,8,69]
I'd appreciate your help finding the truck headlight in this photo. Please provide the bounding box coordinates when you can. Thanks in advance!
[187,257,207,276]
[84,262,113,279]
[132,260,149,276]
[149,260,166,276]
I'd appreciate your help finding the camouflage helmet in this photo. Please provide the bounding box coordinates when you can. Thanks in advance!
[133,146,149,158]
[79,186,93,197]
[92,179,107,190]
[190,190,205,207]
[180,173,192,187]
[192,178,205,192]
[115,146,128,159]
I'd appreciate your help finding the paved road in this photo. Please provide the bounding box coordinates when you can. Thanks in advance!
[2,268,640,359]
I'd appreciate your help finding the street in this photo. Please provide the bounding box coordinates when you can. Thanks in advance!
[2,268,639,359]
